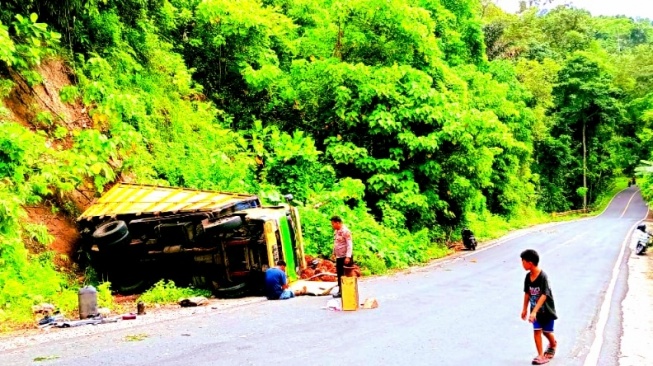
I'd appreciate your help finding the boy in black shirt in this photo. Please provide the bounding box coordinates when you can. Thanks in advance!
[521,249,558,365]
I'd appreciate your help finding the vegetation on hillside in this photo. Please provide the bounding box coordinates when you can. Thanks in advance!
[1,0,653,328]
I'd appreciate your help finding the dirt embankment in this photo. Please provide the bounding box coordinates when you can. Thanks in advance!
[3,59,90,132]
[2,59,96,271]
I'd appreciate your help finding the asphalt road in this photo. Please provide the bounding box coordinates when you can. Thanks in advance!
[1,187,648,366]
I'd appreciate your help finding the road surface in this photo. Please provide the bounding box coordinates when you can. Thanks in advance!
[0,186,649,366]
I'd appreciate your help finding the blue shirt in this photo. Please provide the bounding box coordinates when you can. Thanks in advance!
[265,267,287,300]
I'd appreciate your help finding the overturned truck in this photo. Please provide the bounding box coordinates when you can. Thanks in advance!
[77,183,307,297]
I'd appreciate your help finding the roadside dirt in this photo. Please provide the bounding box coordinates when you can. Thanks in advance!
[619,231,653,365]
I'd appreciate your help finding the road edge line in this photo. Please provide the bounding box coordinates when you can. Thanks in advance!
[583,210,649,366]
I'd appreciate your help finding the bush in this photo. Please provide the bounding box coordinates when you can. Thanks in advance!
[299,178,449,274]
[138,280,211,305]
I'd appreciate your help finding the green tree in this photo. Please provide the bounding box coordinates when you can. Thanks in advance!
[549,52,624,209]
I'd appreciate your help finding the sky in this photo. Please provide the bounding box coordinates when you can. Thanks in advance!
[495,0,653,19]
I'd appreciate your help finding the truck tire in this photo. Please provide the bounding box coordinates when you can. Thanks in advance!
[204,216,243,232]
[104,231,130,250]
[116,279,151,294]
[215,282,249,298]
[92,221,128,245]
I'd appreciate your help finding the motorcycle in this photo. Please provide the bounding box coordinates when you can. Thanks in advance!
[461,228,477,251]
[635,224,650,256]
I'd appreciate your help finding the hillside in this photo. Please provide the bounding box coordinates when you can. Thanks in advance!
[2,0,653,330]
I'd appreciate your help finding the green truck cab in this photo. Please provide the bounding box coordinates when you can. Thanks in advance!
[77,183,307,296]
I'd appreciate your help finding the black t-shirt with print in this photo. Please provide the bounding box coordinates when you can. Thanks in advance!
[524,270,558,321]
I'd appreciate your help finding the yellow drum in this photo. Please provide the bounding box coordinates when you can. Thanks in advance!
[341,276,359,311]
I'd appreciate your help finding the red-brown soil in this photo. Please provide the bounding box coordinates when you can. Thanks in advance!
[24,205,80,273]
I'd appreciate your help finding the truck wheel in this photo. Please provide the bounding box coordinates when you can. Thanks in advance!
[205,216,243,232]
[92,221,128,245]
[215,282,249,298]
[116,279,151,294]
[104,231,130,250]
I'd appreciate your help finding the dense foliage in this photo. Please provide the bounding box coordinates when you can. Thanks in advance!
[481,4,653,211]
[1,0,653,328]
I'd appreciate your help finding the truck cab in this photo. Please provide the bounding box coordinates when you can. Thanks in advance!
[77,183,306,296]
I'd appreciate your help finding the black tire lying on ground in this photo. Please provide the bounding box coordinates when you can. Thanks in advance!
[92,220,129,245]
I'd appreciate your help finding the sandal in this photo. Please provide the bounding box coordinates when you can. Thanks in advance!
[532,356,550,365]
[544,346,556,359]
[544,341,557,359]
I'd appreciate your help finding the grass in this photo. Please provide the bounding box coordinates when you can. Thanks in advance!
[591,177,630,214]
[137,280,212,305]
[463,177,630,245]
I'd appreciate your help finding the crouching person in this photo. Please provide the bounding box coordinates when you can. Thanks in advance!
[265,261,305,300]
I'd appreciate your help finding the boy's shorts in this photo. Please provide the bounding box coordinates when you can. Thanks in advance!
[533,318,555,332]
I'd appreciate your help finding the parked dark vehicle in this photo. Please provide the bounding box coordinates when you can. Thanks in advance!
[77,183,307,296]
[461,228,477,251]
[635,224,650,256]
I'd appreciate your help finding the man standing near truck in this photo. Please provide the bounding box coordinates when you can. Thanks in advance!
[331,216,354,298]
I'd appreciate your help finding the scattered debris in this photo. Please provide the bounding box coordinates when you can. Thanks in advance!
[38,314,63,328]
[300,256,337,282]
[361,297,379,309]
[54,317,103,328]
[324,299,342,311]
[32,303,56,315]
[100,316,120,324]
[121,313,137,320]
[124,333,148,342]
[33,355,60,362]
[289,280,337,296]
[137,301,146,315]
[300,255,362,280]
[179,296,209,307]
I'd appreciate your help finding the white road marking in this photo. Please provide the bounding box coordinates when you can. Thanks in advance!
[584,209,649,366]
[620,189,639,218]
[550,234,582,250]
